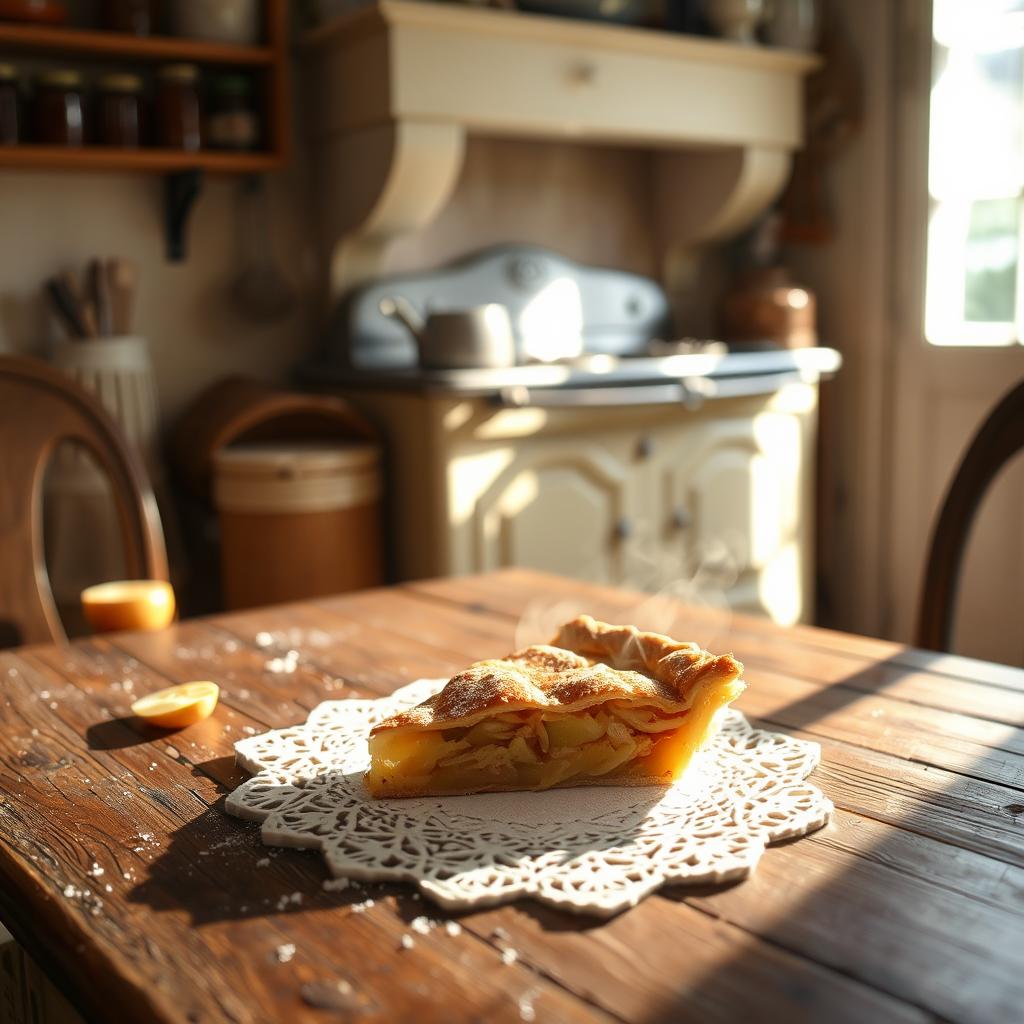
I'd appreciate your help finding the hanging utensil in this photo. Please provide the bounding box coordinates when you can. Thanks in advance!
[230,175,296,322]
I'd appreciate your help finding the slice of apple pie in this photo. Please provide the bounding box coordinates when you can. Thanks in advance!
[365,615,744,798]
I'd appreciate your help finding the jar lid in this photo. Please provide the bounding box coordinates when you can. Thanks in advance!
[0,64,16,81]
[159,63,199,83]
[98,73,143,93]
[38,69,83,88]
[210,73,253,98]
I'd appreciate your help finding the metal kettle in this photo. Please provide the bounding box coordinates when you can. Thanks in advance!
[379,295,516,370]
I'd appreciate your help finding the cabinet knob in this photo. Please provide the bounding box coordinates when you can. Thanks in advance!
[636,435,654,460]
[613,518,633,541]
[670,506,692,531]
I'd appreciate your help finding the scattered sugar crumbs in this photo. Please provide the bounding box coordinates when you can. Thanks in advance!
[274,943,296,964]
[61,883,104,917]
[519,990,538,1022]
[275,892,303,912]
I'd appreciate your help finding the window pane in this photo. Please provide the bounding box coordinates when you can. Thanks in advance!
[931,1,1024,199]
[926,1,1024,344]
[964,198,1018,321]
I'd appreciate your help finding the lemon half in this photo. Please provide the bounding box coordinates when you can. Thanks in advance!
[131,681,220,729]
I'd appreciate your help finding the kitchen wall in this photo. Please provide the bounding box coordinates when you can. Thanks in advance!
[0,135,664,429]
[0,164,319,426]
[386,136,659,281]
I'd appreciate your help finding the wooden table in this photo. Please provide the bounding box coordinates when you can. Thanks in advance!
[1,569,1022,1024]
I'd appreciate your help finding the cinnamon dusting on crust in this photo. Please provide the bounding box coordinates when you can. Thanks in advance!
[370,617,743,736]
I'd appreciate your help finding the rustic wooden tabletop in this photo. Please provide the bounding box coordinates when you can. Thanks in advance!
[0,568,1021,1024]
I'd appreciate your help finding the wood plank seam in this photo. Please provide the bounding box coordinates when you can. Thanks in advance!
[399,580,1024,713]
[4,650,609,1024]
[403,572,1024,693]
[286,596,1024,791]
[75,644,624,1023]
[197,617,1013,1020]
[101,626,933,1023]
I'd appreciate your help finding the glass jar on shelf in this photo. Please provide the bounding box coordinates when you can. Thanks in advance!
[206,73,259,150]
[97,73,144,147]
[156,63,201,150]
[33,69,85,146]
[0,64,22,145]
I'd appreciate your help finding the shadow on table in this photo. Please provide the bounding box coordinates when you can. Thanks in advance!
[127,760,669,929]
[86,717,160,750]
[126,648,1024,1021]
[638,650,1024,1022]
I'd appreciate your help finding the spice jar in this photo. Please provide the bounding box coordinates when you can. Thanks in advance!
[97,73,143,147]
[101,0,158,35]
[156,63,201,150]
[0,64,21,145]
[33,69,85,146]
[206,73,258,150]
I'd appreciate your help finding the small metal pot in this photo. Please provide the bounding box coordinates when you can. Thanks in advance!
[379,295,516,370]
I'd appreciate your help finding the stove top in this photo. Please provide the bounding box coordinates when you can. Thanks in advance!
[300,347,842,405]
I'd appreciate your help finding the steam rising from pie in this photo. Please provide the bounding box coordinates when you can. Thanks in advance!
[365,616,745,798]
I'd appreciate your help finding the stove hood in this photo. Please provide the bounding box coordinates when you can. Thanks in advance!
[303,1,821,299]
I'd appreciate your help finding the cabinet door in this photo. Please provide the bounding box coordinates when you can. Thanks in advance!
[658,410,807,624]
[462,443,631,583]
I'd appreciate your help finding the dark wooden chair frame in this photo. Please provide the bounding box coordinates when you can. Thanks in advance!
[916,379,1024,653]
[0,355,168,647]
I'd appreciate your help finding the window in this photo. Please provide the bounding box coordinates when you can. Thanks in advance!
[925,0,1024,345]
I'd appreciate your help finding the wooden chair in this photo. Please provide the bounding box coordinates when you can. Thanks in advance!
[0,355,168,647]
[916,379,1024,652]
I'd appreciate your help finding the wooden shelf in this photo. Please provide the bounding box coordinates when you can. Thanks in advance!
[0,145,282,174]
[0,22,274,65]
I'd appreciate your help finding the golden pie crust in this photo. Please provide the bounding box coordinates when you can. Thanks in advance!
[365,615,745,799]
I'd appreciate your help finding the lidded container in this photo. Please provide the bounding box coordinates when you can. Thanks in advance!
[213,441,383,610]
[156,62,201,149]
[97,73,144,147]
[206,72,258,150]
[33,69,85,146]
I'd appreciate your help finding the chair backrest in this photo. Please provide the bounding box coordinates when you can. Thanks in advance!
[916,379,1024,652]
[0,354,168,647]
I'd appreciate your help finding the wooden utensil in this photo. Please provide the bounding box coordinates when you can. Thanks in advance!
[59,269,98,338]
[105,257,137,335]
[45,277,87,339]
[89,257,112,336]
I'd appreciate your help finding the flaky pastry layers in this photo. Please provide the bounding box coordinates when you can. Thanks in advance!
[364,615,745,798]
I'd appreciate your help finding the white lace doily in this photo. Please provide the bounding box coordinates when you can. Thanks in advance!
[226,679,832,917]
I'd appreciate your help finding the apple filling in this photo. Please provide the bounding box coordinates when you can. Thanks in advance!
[366,692,733,798]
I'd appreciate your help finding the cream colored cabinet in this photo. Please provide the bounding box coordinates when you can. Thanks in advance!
[456,440,631,584]
[342,381,818,624]
[649,408,811,623]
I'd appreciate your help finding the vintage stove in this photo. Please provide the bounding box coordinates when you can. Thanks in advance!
[302,244,839,405]
[301,246,839,626]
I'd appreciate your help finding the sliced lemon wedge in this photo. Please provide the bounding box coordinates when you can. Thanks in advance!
[131,681,220,729]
